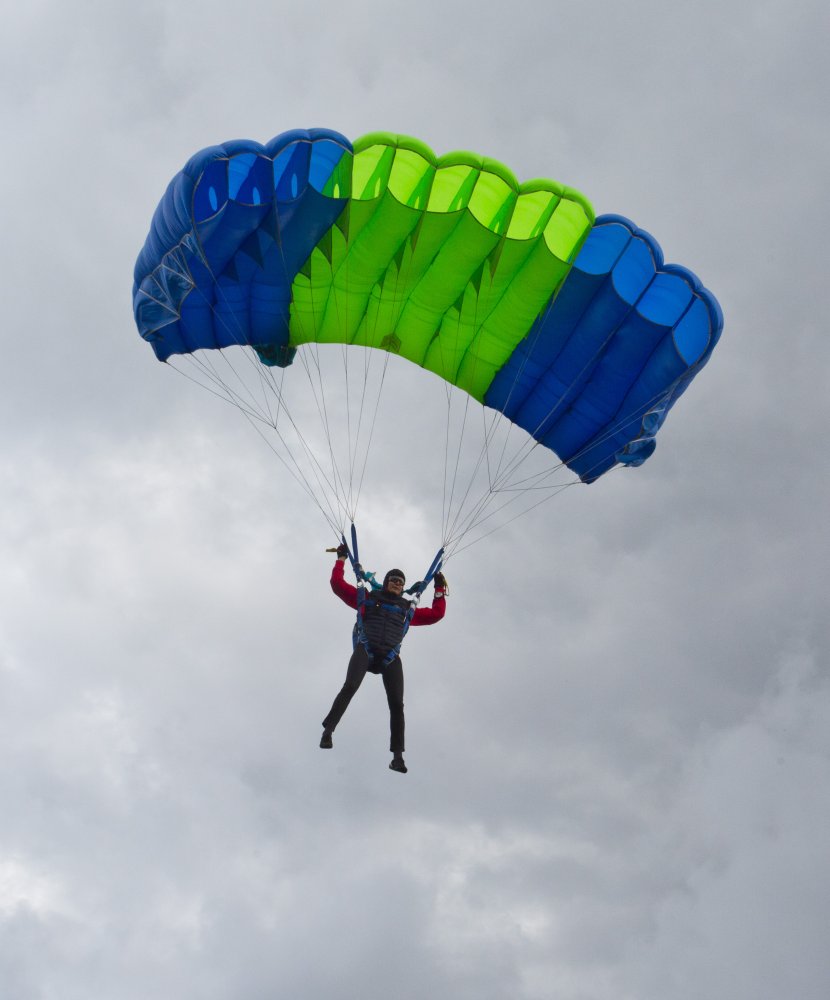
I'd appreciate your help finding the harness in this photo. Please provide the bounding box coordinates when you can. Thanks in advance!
[342,523,444,669]
[352,591,412,667]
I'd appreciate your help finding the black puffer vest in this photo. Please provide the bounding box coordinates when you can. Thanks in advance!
[358,589,412,655]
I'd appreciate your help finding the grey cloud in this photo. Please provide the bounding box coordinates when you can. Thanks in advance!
[2,1,829,998]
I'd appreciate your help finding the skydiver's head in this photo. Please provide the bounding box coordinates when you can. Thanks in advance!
[383,569,406,594]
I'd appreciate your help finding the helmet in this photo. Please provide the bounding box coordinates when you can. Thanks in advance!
[383,569,406,589]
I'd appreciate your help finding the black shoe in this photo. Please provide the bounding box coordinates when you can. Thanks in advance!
[320,730,333,749]
[389,757,407,773]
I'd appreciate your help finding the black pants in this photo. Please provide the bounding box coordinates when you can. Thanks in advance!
[322,645,405,753]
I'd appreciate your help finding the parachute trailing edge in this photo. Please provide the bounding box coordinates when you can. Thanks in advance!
[133,129,722,484]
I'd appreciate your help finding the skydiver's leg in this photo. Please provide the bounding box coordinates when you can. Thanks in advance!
[322,645,370,735]
[382,656,405,754]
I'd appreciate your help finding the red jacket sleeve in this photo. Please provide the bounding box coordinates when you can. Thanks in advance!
[411,588,446,625]
[330,558,358,609]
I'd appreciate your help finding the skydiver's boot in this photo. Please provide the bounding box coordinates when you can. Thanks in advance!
[389,754,407,774]
[320,728,333,749]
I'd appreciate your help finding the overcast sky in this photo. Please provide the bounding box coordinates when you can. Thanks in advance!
[1,2,828,998]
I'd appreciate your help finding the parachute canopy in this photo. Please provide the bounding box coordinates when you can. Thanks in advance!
[133,128,722,489]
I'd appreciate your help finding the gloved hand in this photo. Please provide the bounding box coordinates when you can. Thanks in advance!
[336,542,349,560]
[433,571,448,592]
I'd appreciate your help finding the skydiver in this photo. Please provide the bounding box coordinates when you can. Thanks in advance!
[319,542,447,774]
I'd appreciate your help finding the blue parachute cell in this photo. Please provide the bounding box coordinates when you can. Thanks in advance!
[483,215,723,481]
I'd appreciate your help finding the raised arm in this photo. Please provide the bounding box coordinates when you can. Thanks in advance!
[330,554,359,609]
[411,572,447,625]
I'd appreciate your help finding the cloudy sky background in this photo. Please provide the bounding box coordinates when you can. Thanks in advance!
[2,1,828,998]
